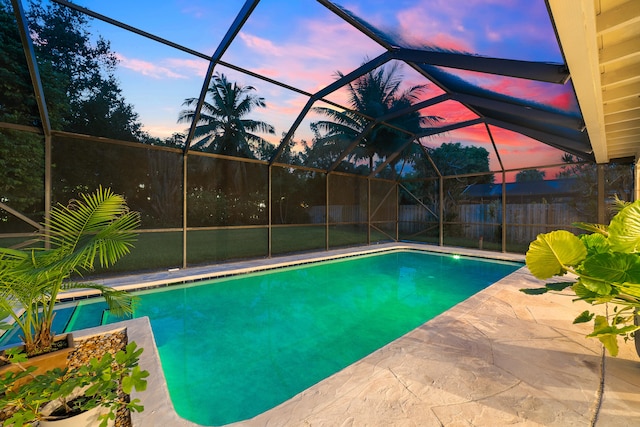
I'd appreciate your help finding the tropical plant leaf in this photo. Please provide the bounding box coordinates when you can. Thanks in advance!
[572,280,599,302]
[579,233,610,256]
[0,187,139,354]
[615,282,640,299]
[588,315,620,356]
[573,310,594,324]
[597,334,619,357]
[609,195,631,215]
[525,230,586,279]
[579,276,612,295]
[580,253,640,286]
[573,222,608,236]
[608,200,640,253]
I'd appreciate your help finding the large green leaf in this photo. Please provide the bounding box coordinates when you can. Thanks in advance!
[608,200,640,253]
[572,281,599,302]
[615,282,640,299]
[580,253,640,286]
[588,315,619,356]
[579,233,610,256]
[588,315,640,357]
[525,230,587,279]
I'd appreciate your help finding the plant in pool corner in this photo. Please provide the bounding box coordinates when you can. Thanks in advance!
[0,342,149,426]
[0,187,140,356]
[521,197,640,357]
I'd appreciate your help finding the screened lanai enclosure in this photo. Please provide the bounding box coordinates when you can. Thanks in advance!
[1,0,638,276]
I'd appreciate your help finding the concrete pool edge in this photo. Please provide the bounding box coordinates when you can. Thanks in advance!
[56,244,640,425]
[67,318,195,426]
[61,243,526,300]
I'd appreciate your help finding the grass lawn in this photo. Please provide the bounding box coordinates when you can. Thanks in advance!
[87,224,396,278]
[5,225,527,280]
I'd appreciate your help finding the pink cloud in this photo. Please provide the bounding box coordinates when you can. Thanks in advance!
[420,100,479,124]
[116,53,186,79]
[547,90,577,111]
[238,33,285,57]
[395,3,473,52]
[228,18,384,94]
[165,58,209,78]
[116,53,210,80]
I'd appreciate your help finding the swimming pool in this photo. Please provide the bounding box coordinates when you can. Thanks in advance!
[0,249,522,425]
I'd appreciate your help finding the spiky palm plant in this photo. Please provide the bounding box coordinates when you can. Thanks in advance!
[0,187,140,356]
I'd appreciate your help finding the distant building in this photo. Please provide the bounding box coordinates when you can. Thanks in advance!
[462,178,580,203]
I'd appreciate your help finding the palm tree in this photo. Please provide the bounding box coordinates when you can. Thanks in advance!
[0,187,139,355]
[309,62,439,174]
[178,72,275,158]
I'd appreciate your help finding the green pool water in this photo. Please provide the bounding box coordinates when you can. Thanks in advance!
[7,250,521,425]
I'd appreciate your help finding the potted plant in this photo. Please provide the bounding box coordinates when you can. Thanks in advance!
[522,197,640,357]
[0,187,140,357]
[0,341,149,427]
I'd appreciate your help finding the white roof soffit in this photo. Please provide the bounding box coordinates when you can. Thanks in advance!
[548,0,606,162]
[549,0,640,163]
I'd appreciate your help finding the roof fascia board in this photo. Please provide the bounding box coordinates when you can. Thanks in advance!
[547,0,607,162]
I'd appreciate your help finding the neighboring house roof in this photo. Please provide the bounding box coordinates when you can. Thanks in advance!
[462,178,580,198]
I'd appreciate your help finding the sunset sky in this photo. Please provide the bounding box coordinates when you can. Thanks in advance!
[55,0,580,181]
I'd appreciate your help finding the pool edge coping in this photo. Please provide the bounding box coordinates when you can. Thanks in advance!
[66,244,526,427]
[60,243,525,300]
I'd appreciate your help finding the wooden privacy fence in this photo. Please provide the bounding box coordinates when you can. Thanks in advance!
[402,203,584,243]
[308,203,583,243]
[309,203,582,243]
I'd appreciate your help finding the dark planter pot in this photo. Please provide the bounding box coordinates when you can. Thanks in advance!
[0,334,75,388]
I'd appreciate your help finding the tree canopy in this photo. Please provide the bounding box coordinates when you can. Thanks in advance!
[308,62,439,174]
[515,169,546,182]
[178,72,275,159]
[0,0,147,228]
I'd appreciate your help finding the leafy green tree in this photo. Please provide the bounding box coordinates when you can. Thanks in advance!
[423,142,493,180]
[0,130,44,230]
[178,72,275,158]
[515,169,545,182]
[1,0,147,232]
[0,2,45,227]
[309,62,438,174]
[26,0,144,140]
[403,142,493,237]
[0,0,39,125]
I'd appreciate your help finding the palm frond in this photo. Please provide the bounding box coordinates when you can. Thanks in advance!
[63,282,138,317]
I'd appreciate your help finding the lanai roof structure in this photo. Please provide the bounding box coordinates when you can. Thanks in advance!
[6,0,638,174]
[1,0,639,258]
